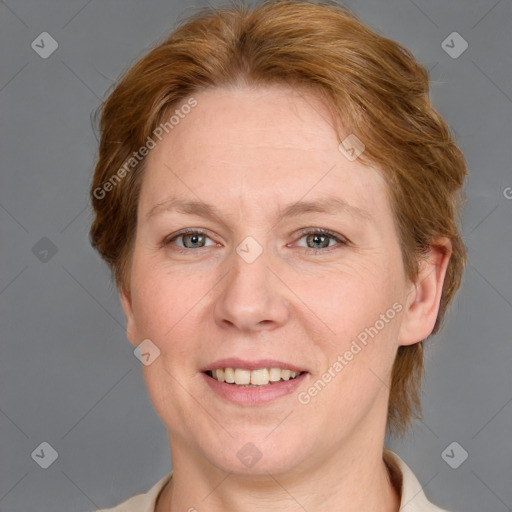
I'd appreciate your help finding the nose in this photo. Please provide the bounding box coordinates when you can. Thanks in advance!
[213,241,290,333]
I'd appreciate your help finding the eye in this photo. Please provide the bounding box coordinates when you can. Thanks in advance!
[161,229,216,251]
[161,228,348,254]
[294,229,348,252]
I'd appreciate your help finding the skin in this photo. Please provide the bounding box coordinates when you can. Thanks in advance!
[120,85,452,511]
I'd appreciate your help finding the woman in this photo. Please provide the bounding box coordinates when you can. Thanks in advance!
[89,1,467,510]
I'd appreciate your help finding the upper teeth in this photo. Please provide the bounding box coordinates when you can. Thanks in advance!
[210,368,302,385]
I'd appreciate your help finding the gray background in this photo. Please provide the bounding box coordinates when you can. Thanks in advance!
[1,0,511,511]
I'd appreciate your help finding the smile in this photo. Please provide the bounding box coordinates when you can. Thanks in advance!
[206,367,304,386]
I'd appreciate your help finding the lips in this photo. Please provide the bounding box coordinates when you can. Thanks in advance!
[202,367,308,405]
[199,358,310,405]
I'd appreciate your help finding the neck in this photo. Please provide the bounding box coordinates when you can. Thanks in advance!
[156,435,400,512]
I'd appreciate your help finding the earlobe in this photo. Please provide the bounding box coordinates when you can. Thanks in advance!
[398,238,452,347]
[119,285,138,346]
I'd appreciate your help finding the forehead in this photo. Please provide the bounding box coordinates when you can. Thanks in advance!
[139,85,390,223]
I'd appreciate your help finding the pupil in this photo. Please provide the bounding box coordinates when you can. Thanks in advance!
[185,233,203,248]
[309,234,327,249]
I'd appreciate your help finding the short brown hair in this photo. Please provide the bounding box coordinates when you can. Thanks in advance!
[89,0,468,437]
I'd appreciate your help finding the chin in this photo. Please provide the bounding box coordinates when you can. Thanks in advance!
[203,430,307,476]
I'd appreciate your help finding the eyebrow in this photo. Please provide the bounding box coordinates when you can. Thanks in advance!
[145,195,373,223]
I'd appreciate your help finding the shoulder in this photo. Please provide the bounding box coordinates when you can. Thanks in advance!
[96,472,172,512]
[383,449,456,512]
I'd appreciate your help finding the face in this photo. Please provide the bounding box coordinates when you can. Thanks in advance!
[120,85,428,475]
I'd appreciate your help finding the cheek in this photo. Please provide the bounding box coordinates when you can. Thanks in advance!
[297,264,403,386]
[295,260,399,332]
[303,292,401,427]
[129,257,201,342]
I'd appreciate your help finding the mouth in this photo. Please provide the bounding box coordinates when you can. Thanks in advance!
[204,367,306,387]
[201,359,309,404]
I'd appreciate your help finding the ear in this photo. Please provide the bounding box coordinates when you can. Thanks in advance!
[398,237,452,346]
[119,285,139,347]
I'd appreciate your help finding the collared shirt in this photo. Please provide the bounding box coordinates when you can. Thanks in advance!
[97,449,453,512]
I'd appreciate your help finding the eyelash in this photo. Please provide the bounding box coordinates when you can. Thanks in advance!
[161,228,348,255]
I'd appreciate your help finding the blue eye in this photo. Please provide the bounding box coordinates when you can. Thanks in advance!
[295,229,347,251]
[162,230,215,250]
[161,228,348,254]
